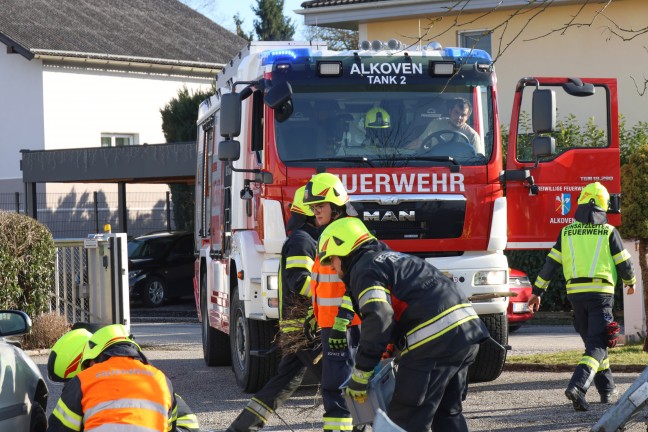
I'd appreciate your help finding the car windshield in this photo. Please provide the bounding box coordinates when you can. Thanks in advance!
[128,237,175,259]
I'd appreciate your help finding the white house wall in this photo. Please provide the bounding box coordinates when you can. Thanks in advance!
[0,51,44,189]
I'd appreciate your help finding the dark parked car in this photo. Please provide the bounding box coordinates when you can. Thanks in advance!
[507,268,535,332]
[0,310,48,431]
[128,231,195,307]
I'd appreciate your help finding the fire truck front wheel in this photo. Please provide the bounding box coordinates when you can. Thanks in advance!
[468,313,509,383]
[230,288,278,393]
[201,271,231,366]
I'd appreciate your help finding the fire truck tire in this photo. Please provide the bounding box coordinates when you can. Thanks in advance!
[468,313,508,383]
[201,273,231,366]
[230,288,278,393]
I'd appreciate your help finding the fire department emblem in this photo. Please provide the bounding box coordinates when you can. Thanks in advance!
[555,193,571,215]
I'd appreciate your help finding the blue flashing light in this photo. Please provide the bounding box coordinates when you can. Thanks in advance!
[260,48,312,66]
[443,47,492,62]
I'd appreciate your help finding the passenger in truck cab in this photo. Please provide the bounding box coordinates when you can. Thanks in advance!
[363,107,392,148]
[407,97,484,156]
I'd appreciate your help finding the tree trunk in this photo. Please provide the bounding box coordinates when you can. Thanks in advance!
[639,239,648,352]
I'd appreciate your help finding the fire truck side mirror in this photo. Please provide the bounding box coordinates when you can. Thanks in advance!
[254,171,273,184]
[531,89,556,133]
[218,139,241,162]
[608,194,621,214]
[265,81,294,123]
[220,93,242,138]
[531,136,555,159]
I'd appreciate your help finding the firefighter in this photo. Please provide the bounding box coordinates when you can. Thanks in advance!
[318,217,489,432]
[227,186,323,431]
[47,326,201,432]
[47,324,180,432]
[528,182,635,411]
[364,107,391,148]
[302,172,361,432]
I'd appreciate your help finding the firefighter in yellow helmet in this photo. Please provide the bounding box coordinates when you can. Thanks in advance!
[47,325,201,431]
[227,186,323,431]
[318,217,488,431]
[364,107,391,147]
[47,324,184,432]
[303,172,362,432]
[528,182,635,411]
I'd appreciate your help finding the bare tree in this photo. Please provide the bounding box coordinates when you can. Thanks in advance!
[302,26,358,50]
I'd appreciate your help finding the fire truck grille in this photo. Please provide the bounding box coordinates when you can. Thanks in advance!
[351,199,465,240]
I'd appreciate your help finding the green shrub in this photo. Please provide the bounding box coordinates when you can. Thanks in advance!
[0,212,55,317]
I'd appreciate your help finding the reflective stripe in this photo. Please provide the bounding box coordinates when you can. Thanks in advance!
[535,275,550,290]
[246,397,272,422]
[588,236,605,277]
[53,400,82,431]
[548,248,562,264]
[299,278,312,297]
[323,416,353,431]
[340,295,355,313]
[280,319,302,333]
[403,304,478,353]
[358,286,390,309]
[317,297,343,307]
[567,236,577,278]
[623,276,637,286]
[613,249,631,265]
[87,425,160,432]
[85,398,168,422]
[566,283,615,295]
[578,355,600,371]
[598,358,610,372]
[312,272,343,283]
[286,255,314,270]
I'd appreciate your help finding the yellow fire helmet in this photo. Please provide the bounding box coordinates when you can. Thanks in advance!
[290,185,314,217]
[365,107,391,129]
[47,328,93,382]
[318,217,375,265]
[577,182,610,211]
[302,173,349,207]
[81,324,140,368]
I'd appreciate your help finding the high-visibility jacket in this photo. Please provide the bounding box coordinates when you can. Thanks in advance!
[534,221,635,296]
[49,355,177,432]
[311,255,360,328]
[338,240,488,372]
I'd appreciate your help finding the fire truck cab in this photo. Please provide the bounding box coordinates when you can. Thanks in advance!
[194,40,620,392]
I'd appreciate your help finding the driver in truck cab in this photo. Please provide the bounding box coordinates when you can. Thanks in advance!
[407,97,483,155]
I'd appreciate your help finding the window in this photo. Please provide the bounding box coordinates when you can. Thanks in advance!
[101,133,138,147]
[459,30,492,56]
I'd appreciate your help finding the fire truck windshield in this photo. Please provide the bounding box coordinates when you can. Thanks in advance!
[275,85,493,168]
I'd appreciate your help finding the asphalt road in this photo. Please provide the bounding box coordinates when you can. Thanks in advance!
[31,317,648,432]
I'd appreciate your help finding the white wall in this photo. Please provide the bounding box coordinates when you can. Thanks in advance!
[42,67,211,148]
[0,51,45,182]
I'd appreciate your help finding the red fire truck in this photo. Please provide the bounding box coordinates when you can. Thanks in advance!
[194,40,621,392]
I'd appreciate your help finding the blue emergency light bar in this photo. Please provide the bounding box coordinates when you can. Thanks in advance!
[442,47,492,62]
[260,48,312,66]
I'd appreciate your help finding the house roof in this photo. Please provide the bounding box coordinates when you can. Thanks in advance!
[301,0,385,8]
[0,0,247,67]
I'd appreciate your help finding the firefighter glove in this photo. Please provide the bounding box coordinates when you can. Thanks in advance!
[346,368,373,402]
[329,317,350,351]
[606,321,621,348]
[303,306,318,342]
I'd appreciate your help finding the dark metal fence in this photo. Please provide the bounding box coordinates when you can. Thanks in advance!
[0,191,175,238]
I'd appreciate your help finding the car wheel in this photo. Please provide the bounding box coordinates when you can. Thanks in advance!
[30,403,47,432]
[142,276,166,307]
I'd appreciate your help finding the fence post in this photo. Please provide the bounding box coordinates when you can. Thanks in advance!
[14,192,20,213]
[94,191,99,233]
[166,191,171,231]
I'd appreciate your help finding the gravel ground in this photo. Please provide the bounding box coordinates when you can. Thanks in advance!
[30,320,648,432]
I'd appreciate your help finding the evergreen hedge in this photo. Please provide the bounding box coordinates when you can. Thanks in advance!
[0,212,55,317]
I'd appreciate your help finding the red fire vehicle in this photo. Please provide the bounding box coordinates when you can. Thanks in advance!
[194,40,621,392]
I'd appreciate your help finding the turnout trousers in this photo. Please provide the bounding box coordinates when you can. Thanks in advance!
[320,326,360,431]
[227,347,322,432]
[388,343,479,432]
[568,293,615,396]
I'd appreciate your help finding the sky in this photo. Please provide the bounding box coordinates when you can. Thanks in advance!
[181,0,306,38]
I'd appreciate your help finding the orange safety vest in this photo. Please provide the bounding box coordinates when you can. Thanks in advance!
[78,356,174,431]
[311,256,361,328]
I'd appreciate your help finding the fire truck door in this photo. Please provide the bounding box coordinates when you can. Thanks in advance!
[505,77,621,250]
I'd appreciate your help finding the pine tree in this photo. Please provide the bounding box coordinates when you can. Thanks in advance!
[252,0,295,41]
[234,13,254,42]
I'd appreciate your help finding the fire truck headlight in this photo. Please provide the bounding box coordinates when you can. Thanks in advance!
[266,275,278,291]
[473,270,507,286]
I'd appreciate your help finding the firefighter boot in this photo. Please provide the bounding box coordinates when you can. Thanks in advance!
[226,408,264,432]
[565,385,590,411]
[600,386,619,404]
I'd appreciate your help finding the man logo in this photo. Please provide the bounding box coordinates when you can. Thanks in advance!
[363,210,415,222]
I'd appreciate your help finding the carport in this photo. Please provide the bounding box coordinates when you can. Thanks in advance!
[20,142,196,232]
